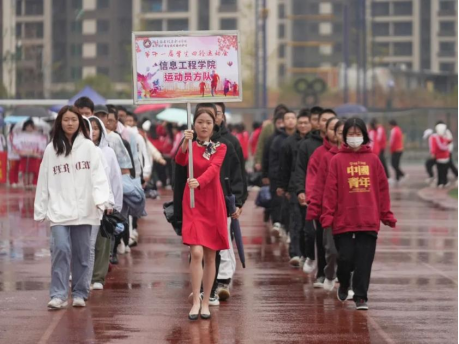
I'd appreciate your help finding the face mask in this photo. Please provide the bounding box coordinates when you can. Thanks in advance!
[347,136,364,148]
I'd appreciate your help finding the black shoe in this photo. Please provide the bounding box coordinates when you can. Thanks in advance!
[355,298,369,310]
[110,255,119,265]
[337,285,348,302]
[188,313,199,321]
[200,312,211,320]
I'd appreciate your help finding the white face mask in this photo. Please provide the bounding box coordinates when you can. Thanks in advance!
[347,136,364,148]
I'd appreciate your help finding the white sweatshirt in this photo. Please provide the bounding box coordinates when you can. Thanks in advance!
[34,133,110,226]
[131,126,152,179]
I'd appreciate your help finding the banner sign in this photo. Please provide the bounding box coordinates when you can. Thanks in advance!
[132,31,242,104]
[12,132,47,157]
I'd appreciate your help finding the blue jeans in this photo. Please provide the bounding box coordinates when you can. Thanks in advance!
[50,225,91,300]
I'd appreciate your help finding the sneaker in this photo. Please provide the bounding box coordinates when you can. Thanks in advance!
[289,256,301,268]
[110,254,119,265]
[355,298,369,310]
[216,283,230,301]
[313,276,325,288]
[47,298,68,310]
[337,285,348,302]
[425,177,434,184]
[11,183,18,189]
[72,298,86,307]
[271,223,281,238]
[323,278,335,291]
[128,237,138,248]
[302,258,316,274]
[117,241,126,255]
[92,283,104,290]
[202,292,220,306]
[347,289,355,300]
[124,245,131,253]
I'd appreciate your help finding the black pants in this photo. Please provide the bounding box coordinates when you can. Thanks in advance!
[448,154,458,177]
[269,185,283,224]
[303,208,315,260]
[437,162,449,186]
[334,232,377,302]
[425,157,436,178]
[288,194,306,258]
[315,220,326,279]
[379,150,390,178]
[391,152,405,181]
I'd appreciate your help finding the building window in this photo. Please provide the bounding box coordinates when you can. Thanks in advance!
[278,23,285,38]
[220,18,237,30]
[278,64,286,81]
[16,23,22,38]
[374,42,390,56]
[24,23,43,38]
[334,42,342,53]
[25,0,43,15]
[309,3,319,14]
[97,43,109,56]
[319,45,332,56]
[439,42,455,56]
[97,67,109,76]
[439,21,455,36]
[168,0,188,12]
[278,4,285,19]
[309,23,318,34]
[97,20,110,33]
[71,21,82,33]
[97,0,109,9]
[333,3,343,15]
[439,1,456,12]
[319,22,332,35]
[71,67,82,80]
[333,23,343,33]
[393,42,412,56]
[142,0,162,12]
[319,3,332,15]
[16,0,23,15]
[393,1,412,16]
[72,0,82,9]
[71,44,82,57]
[393,22,412,36]
[372,23,389,36]
[278,44,285,58]
[167,19,188,31]
[372,2,389,16]
[440,62,455,72]
[145,19,162,31]
[220,0,237,12]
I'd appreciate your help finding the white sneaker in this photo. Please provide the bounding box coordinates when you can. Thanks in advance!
[72,298,86,307]
[201,292,220,306]
[323,278,335,291]
[313,276,325,288]
[347,290,355,300]
[289,256,301,268]
[271,223,281,238]
[117,241,126,255]
[124,245,131,253]
[302,258,316,274]
[92,283,104,290]
[11,183,18,189]
[128,237,137,247]
[425,177,434,184]
[47,298,68,310]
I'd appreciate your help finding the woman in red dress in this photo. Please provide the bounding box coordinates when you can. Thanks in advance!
[175,109,229,320]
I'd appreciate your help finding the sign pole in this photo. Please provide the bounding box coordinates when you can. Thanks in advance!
[187,102,195,208]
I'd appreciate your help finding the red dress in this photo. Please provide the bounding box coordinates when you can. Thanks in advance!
[175,142,229,251]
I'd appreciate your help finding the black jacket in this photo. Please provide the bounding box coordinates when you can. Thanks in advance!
[220,123,248,205]
[292,130,323,195]
[278,131,306,193]
[173,125,244,222]
[262,128,287,188]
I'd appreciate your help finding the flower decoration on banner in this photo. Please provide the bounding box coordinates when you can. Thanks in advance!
[136,42,141,53]
[218,36,238,53]
[227,61,233,67]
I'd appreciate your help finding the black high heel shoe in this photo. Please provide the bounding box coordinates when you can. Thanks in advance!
[188,313,199,321]
[200,312,211,320]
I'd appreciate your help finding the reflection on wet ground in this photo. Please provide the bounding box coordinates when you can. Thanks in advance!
[0,166,457,343]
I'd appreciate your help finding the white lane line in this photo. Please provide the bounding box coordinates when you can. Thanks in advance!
[37,311,65,344]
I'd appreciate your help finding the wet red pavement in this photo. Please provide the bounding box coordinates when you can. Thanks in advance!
[0,165,457,343]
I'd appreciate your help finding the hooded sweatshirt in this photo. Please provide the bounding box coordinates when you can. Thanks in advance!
[34,133,110,226]
[305,138,333,203]
[90,116,123,212]
[431,124,452,163]
[390,126,403,153]
[278,131,305,193]
[320,144,396,235]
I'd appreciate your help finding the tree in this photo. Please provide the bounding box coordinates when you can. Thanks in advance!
[75,74,116,98]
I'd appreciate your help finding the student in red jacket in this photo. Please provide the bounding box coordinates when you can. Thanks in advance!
[371,119,389,178]
[389,120,405,182]
[432,123,452,188]
[321,117,396,310]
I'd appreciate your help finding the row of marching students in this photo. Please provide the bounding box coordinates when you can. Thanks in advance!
[172,103,248,320]
[34,97,150,310]
[258,105,396,310]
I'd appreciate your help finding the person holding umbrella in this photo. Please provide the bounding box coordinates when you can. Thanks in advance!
[175,108,229,320]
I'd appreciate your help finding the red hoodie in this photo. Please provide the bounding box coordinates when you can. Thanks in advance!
[377,125,387,150]
[306,145,339,221]
[368,129,380,155]
[320,144,396,235]
[390,126,403,153]
[305,138,333,203]
[430,134,451,162]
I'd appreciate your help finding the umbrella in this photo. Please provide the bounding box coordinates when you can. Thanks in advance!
[156,108,189,125]
[224,178,246,268]
[69,86,106,105]
[134,103,171,114]
[11,106,49,118]
[334,103,368,116]
[12,117,51,135]
[4,116,30,124]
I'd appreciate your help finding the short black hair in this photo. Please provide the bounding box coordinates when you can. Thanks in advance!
[274,110,287,122]
[215,102,225,114]
[370,118,378,130]
[108,110,118,121]
[343,117,370,145]
[106,104,117,114]
[325,117,339,130]
[22,118,35,131]
[435,120,445,125]
[195,103,217,117]
[274,104,289,116]
[319,108,337,119]
[74,97,94,112]
[126,112,138,123]
[389,119,397,126]
[252,121,261,130]
[89,117,104,145]
[117,105,128,114]
[298,108,311,119]
[310,106,323,115]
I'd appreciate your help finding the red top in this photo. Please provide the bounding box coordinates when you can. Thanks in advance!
[236,131,249,160]
[306,146,339,221]
[249,127,262,156]
[377,125,387,150]
[369,129,380,155]
[430,134,451,161]
[175,142,229,251]
[305,138,332,203]
[390,126,404,153]
[320,145,396,235]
